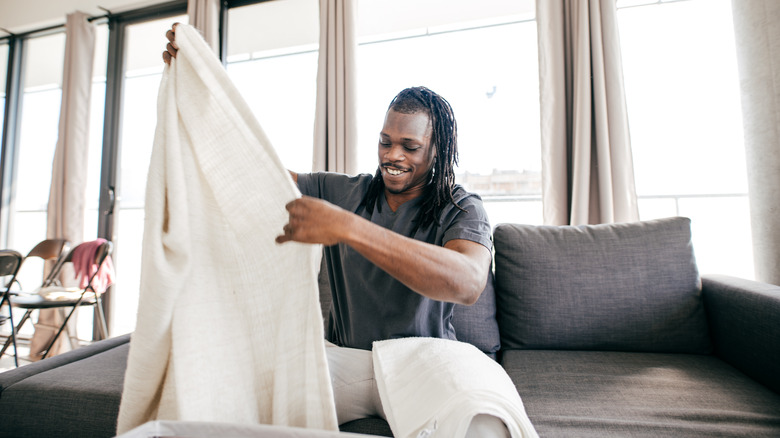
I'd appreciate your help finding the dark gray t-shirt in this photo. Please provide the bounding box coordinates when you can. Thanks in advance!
[297,172,493,350]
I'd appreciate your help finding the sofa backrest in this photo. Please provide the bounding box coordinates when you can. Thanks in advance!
[493,217,712,354]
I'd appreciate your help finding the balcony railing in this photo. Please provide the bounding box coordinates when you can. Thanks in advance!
[479,192,753,280]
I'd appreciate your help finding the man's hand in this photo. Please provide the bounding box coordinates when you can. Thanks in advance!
[276,195,491,306]
[162,23,179,65]
[276,196,349,246]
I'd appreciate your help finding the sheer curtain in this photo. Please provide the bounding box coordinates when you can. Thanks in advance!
[536,0,638,225]
[731,0,780,286]
[313,0,358,173]
[187,0,220,54]
[30,11,96,359]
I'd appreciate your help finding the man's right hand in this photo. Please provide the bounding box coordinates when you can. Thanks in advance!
[162,23,179,65]
[276,196,351,246]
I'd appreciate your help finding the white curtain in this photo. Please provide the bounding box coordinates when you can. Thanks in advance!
[731,0,780,286]
[31,11,96,359]
[313,0,358,173]
[187,0,220,54]
[536,0,639,225]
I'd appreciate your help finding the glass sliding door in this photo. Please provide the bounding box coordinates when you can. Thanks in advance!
[0,25,107,340]
[12,32,66,260]
[109,14,187,335]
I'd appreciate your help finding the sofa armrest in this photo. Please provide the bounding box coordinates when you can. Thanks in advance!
[0,333,131,395]
[702,274,780,395]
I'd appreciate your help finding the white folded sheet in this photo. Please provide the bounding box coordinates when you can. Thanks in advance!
[373,337,538,438]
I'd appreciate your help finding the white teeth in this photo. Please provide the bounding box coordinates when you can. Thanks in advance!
[386,168,404,176]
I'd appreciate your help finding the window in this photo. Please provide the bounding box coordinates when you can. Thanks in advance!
[616,0,753,278]
[12,32,66,259]
[111,14,188,335]
[3,25,109,338]
[355,0,541,227]
[7,25,107,283]
[226,0,319,172]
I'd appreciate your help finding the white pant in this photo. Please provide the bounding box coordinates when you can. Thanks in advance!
[325,342,510,437]
[325,341,386,424]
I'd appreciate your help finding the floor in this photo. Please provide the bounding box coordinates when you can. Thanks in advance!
[1,308,94,373]
[0,337,33,372]
[0,334,93,373]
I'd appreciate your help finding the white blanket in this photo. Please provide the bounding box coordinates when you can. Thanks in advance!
[373,338,538,438]
[116,24,338,435]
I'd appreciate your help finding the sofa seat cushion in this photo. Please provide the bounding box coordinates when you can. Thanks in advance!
[494,217,711,354]
[502,350,780,437]
[0,335,130,438]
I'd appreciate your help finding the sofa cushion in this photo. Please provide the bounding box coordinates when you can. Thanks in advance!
[494,217,711,353]
[452,269,501,357]
[502,350,780,437]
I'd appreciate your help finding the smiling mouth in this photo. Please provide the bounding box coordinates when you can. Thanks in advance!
[383,165,409,176]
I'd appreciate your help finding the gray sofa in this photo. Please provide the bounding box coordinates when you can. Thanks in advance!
[1,216,779,437]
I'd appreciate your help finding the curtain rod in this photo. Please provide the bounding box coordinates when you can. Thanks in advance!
[1,0,186,42]
[0,11,108,41]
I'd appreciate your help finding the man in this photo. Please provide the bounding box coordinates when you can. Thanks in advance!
[164,28,508,437]
[278,87,493,344]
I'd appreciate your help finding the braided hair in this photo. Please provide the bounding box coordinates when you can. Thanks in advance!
[359,86,465,233]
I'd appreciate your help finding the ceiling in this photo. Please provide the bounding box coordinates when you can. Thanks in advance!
[0,0,169,37]
[1,0,536,39]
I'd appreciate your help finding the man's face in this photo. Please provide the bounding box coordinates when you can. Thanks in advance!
[378,109,436,196]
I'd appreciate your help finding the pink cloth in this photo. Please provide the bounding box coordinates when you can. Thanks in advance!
[71,238,115,293]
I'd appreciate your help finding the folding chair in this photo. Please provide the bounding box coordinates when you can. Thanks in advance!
[1,240,113,361]
[0,239,70,365]
[0,250,24,367]
[29,239,72,289]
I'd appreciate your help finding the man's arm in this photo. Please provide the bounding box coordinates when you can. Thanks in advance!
[275,196,491,305]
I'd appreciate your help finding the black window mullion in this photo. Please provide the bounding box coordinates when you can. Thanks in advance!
[0,37,25,249]
[220,0,229,65]
[97,17,124,246]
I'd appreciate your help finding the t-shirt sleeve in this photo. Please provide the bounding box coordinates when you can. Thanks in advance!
[442,194,493,251]
[295,172,324,198]
[295,172,373,209]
